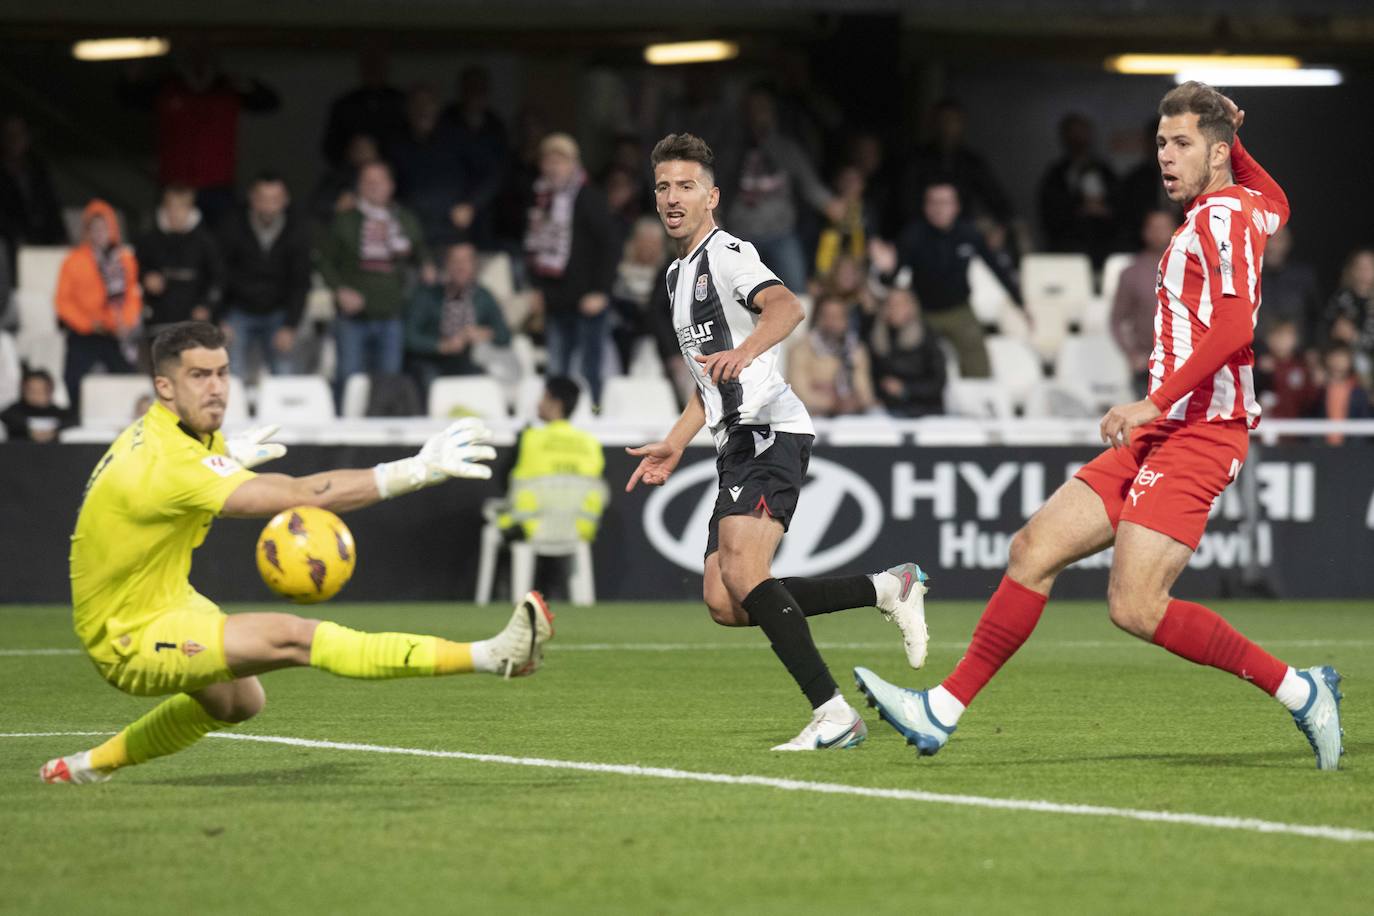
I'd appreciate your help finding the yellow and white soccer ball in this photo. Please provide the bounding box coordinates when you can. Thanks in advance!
[256,506,357,603]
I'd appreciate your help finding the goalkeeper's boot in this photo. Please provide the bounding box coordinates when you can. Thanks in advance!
[771,695,867,751]
[876,562,931,669]
[1291,665,1344,771]
[853,667,954,756]
[482,591,555,679]
[40,750,111,785]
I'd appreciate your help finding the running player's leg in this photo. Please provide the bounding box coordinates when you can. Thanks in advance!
[704,552,912,625]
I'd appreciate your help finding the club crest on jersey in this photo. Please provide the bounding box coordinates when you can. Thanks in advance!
[676,320,716,350]
[695,274,709,301]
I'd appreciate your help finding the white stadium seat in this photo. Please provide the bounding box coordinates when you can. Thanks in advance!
[946,378,1015,420]
[1053,334,1134,412]
[514,375,594,425]
[256,375,336,424]
[225,376,250,425]
[80,374,154,425]
[341,373,371,418]
[968,256,1015,326]
[1087,252,1136,336]
[599,375,678,424]
[428,376,509,420]
[0,331,21,410]
[15,245,66,339]
[985,334,1043,412]
[1021,253,1093,360]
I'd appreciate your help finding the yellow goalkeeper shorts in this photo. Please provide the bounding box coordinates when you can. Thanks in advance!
[90,597,236,697]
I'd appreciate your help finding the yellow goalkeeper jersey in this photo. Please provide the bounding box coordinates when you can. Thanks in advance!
[70,401,255,661]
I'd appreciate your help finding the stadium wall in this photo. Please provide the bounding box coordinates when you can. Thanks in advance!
[2,444,1371,604]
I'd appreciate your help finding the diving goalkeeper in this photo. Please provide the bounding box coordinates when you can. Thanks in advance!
[41,321,553,785]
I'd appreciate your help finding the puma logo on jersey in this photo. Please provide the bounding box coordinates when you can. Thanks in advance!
[676,320,715,350]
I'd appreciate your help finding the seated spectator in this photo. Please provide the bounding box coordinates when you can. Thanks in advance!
[813,251,878,337]
[0,114,66,279]
[136,184,223,345]
[609,216,668,371]
[317,161,433,392]
[872,181,1020,378]
[218,172,311,377]
[788,294,875,417]
[390,84,470,249]
[311,132,382,229]
[868,287,947,417]
[1316,343,1372,445]
[1,368,72,442]
[1111,209,1176,395]
[1253,226,1320,350]
[524,133,615,406]
[1255,319,1320,421]
[56,200,141,411]
[405,242,510,394]
[814,165,869,277]
[1323,247,1374,382]
[1038,113,1119,268]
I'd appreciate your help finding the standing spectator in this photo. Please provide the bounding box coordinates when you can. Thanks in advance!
[1316,343,1372,445]
[1323,247,1374,382]
[1256,226,1322,349]
[1255,320,1320,421]
[524,134,616,405]
[218,172,311,377]
[321,49,407,169]
[390,84,470,249]
[120,45,280,224]
[719,86,843,293]
[899,99,1012,228]
[814,165,869,277]
[405,242,510,394]
[1111,209,1175,396]
[312,132,382,229]
[872,182,1021,378]
[1038,113,1119,268]
[846,130,899,238]
[443,65,509,249]
[0,114,65,279]
[787,294,875,417]
[1,368,72,442]
[135,184,223,345]
[56,200,141,411]
[492,107,548,252]
[868,287,947,417]
[317,162,433,390]
[609,215,668,370]
[1118,118,1173,246]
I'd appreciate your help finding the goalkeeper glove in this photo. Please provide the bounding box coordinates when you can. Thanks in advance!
[225,424,287,469]
[374,418,497,499]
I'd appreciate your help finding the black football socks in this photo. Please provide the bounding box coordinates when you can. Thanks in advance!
[742,578,838,709]
[780,575,877,617]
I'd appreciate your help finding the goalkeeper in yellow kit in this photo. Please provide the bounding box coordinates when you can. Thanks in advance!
[41,321,553,784]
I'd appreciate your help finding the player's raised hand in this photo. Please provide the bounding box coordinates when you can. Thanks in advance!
[625,441,683,492]
[694,347,753,386]
[226,424,287,469]
[419,418,498,481]
[1218,93,1245,131]
[1099,398,1162,449]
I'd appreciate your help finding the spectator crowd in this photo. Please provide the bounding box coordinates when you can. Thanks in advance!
[1,50,1370,440]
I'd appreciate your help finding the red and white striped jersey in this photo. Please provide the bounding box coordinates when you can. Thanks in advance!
[1149,170,1289,427]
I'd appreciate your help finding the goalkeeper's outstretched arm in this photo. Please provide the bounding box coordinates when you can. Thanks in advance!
[221,419,497,519]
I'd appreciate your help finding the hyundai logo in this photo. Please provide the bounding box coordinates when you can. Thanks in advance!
[642,457,884,576]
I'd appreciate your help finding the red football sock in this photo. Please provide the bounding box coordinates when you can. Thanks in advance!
[1151,599,1287,695]
[941,575,1048,707]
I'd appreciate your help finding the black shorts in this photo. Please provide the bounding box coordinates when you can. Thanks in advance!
[704,426,813,559]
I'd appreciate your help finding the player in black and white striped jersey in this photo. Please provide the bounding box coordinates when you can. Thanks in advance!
[624,133,931,751]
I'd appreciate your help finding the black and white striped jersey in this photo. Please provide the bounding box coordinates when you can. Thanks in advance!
[667,227,814,451]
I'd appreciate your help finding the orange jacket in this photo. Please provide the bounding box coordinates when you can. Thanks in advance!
[55,200,142,335]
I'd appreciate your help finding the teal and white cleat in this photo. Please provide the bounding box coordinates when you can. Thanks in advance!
[771,702,867,751]
[877,563,931,669]
[853,667,954,756]
[1291,665,1344,771]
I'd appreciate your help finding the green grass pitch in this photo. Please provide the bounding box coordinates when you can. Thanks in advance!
[2,599,1370,915]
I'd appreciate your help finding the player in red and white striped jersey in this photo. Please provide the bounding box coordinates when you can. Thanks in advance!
[855,82,1344,770]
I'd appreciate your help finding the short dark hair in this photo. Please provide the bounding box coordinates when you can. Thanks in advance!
[650,133,715,185]
[544,376,580,419]
[250,170,286,188]
[151,321,227,377]
[1158,81,1235,148]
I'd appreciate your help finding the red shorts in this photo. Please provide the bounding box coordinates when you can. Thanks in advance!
[1074,419,1249,550]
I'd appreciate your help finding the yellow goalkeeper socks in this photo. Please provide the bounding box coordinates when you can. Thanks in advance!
[310,621,474,678]
[89,693,233,772]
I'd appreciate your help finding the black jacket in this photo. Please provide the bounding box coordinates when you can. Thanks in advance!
[216,209,312,325]
[869,321,948,417]
[531,184,618,314]
[134,222,224,325]
[894,217,1020,314]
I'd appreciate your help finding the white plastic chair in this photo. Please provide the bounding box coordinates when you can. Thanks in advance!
[15,246,66,340]
[985,334,1044,412]
[475,475,609,606]
[968,256,1015,326]
[514,375,595,425]
[946,378,1015,420]
[0,331,21,410]
[1087,252,1136,336]
[80,374,154,425]
[341,373,371,418]
[477,252,516,320]
[627,337,666,379]
[600,375,678,424]
[256,375,336,424]
[224,376,250,425]
[428,376,509,420]
[1054,335,1134,412]
[1021,253,1093,359]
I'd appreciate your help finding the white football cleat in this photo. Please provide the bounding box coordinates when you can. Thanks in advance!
[40,750,111,785]
[771,700,867,751]
[878,562,931,669]
[484,591,555,678]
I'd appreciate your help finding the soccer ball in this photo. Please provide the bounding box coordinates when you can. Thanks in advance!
[256,506,357,603]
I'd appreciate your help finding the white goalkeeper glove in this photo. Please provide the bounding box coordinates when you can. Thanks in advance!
[226,424,288,469]
[373,418,498,499]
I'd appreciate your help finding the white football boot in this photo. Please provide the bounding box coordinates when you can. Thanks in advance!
[40,750,111,785]
[771,696,868,751]
[478,591,555,678]
[877,562,931,669]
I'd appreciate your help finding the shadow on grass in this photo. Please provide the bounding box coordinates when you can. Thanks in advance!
[930,741,1372,770]
[142,761,363,787]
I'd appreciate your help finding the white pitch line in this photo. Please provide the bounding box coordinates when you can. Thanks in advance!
[6,729,1369,843]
